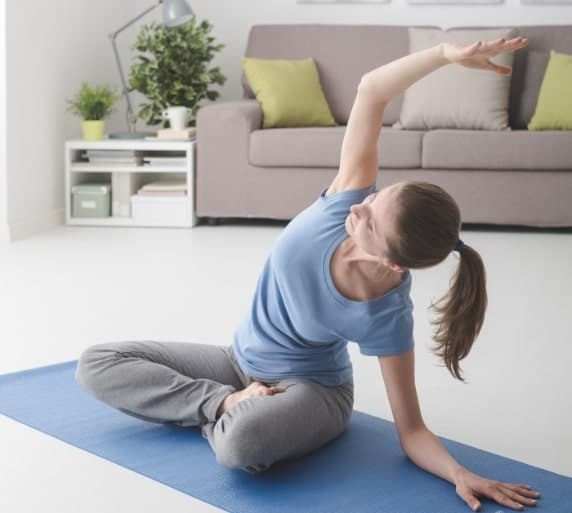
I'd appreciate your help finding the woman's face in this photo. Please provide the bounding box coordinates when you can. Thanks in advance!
[344,182,403,261]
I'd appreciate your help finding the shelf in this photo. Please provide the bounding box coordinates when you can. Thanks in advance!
[70,164,187,173]
[66,216,190,227]
[65,138,197,228]
[65,139,195,151]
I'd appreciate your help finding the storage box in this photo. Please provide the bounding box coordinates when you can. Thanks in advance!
[71,183,111,218]
[130,194,189,226]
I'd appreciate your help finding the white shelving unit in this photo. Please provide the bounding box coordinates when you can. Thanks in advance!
[64,139,197,228]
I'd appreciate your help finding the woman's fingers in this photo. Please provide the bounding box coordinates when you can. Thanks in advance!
[246,381,289,396]
[467,36,527,58]
[500,37,529,52]
[497,485,539,508]
[480,37,507,50]
[490,487,530,510]
[488,482,541,510]
[481,37,528,55]
[486,60,512,75]
[455,37,526,66]
[501,483,541,499]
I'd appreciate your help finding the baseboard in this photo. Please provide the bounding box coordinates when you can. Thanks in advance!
[2,208,65,243]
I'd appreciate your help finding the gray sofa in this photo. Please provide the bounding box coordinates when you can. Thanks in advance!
[196,24,572,228]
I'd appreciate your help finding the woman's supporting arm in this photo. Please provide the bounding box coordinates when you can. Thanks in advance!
[400,426,465,484]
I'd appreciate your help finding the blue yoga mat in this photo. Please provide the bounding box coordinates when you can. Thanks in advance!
[0,361,570,513]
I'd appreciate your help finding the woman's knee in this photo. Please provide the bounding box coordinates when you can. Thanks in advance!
[212,414,270,472]
[75,342,124,395]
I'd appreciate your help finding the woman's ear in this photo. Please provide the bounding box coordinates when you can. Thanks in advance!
[382,258,406,273]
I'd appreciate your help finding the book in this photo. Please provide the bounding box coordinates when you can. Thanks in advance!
[156,127,197,140]
[137,190,187,197]
[143,157,187,166]
[88,156,138,160]
[89,159,139,165]
[85,150,138,157]
[85,150,144,166]
[111,173,142,217]
[139,179,187,192]
[144,137,196,142]
[111,173,120,216]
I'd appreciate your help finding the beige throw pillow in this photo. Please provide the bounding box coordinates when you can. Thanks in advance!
[393,27,519,131]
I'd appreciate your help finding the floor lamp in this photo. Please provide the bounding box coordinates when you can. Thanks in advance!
[108,0,195,139]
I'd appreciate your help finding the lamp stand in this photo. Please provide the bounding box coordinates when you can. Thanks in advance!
[108,1,162,139]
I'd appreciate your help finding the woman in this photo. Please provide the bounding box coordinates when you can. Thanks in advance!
[76,36,541,511]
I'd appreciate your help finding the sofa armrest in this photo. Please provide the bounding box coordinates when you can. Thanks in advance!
[197,100,262,133]
[196,100,262,216]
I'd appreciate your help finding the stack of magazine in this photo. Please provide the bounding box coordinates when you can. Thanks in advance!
[143,156,187,167]
[137,179,187,197]
[85,150,141,165]
[157,127,196,140]
[145,127,196,141]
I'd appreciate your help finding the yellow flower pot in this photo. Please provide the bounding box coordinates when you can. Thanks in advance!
[81,120,105,141]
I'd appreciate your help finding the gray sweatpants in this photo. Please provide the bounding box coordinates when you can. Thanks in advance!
[75,340,354,474]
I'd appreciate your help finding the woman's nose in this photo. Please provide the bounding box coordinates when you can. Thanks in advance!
[350,204,362,217]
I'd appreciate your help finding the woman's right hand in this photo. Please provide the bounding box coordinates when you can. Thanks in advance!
[217,381,287,418]
[441,36,528,75]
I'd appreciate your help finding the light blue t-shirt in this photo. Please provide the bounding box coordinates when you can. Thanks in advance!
[232,182,414,387]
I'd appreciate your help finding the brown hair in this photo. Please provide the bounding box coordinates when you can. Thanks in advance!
[385,181,488,382]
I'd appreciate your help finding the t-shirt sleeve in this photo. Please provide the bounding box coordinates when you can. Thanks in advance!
[358,308,415,356]
[319,181,377,218]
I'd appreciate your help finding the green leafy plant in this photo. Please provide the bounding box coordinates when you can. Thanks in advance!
[129,18,226,127]
[66,83,120,121]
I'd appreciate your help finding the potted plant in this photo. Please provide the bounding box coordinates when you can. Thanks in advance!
[66,83,120,140]
[128,17,226,128]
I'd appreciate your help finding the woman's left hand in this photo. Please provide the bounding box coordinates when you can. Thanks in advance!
[441,37,528,75]
[454,467,541,511]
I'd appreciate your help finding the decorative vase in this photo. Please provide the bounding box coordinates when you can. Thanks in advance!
[81,120,105,140]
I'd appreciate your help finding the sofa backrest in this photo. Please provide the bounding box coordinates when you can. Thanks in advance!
[242,24,572,129]
[242,24,431,126]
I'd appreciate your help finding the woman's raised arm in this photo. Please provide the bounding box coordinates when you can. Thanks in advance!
[330,37,527,196]
[329,44,448,195]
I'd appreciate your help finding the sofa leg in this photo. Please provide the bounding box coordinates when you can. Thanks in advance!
[207,217,220,226]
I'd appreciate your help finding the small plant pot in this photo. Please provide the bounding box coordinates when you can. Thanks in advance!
[81,120,105,141]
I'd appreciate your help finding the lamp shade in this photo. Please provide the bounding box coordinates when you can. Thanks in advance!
[162,0,195,27]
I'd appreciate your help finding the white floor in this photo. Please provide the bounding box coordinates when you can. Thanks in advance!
[0,222,571,513]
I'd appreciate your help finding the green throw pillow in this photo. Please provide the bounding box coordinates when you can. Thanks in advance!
[528,49,572,130]
[240,57,337,128]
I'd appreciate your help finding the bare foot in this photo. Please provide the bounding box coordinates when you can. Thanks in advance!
[216,381,287,418]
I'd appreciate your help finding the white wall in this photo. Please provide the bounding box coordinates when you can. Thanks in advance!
[3,0,138,242]
[136,0,572,103]
[0,1,7,244]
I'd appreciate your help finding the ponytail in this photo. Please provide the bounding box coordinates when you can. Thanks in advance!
[429,243,488,382]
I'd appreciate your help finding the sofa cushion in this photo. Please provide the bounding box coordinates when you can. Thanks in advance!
[393,26,519,131]
[422,129,572,169]
[528,49,572,131]
[249,126,425,168]
[240,57,337,128]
